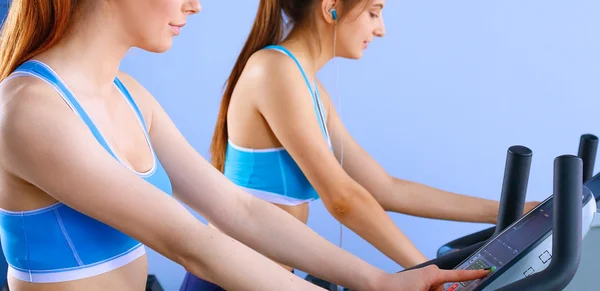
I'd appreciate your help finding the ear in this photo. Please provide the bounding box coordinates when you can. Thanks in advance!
[321,0,339,24]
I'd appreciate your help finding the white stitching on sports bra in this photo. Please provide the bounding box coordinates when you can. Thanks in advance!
[54,209,84,266]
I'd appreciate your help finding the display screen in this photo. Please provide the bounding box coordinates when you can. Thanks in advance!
[442,200,553,291]
[443,185,591,291]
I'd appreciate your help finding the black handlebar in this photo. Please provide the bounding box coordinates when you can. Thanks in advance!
[494,145,532,236]
[404,145,533,273]
[495,155,583,291]
[578,134,598,183]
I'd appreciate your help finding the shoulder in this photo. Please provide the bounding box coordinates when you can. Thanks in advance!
[1,73,61,102]
[241,49,307,88]
[246,48,296,74]
[0,75,85,169]
[237,49,311,106]
[0,74,70,123]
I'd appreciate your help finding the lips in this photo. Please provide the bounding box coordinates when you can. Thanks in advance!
[169,23,185,35]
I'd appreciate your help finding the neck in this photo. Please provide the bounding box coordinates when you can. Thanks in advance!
[35,5,131,95]
[281,23,336,79]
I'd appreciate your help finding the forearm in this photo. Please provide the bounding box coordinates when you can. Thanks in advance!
[180,223,323,291]
[217,195,383,291]
[329,191,429,269]
[381,178,499,224]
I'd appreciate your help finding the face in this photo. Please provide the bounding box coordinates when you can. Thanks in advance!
[335,0,386,59]
[112,0,201,53]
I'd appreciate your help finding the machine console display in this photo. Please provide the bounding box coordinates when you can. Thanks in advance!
[443,187,592,291]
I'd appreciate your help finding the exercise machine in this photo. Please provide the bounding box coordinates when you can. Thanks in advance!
[437,134,598,258]
[343,136,597,291]
[401,140,599,290]
[441,154,588,290]
[339,145,590,291]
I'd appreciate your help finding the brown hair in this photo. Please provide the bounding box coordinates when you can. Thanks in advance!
[0,0,77,81]
[210,0,368,172]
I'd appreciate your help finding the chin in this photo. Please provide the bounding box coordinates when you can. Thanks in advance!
[139,39,173,54]
[346,51,363,60]
[338,50,363,60]
[151,43,173,53]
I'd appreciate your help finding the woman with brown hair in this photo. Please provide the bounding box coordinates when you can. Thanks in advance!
[184,0,538,289]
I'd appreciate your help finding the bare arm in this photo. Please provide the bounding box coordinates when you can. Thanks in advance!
[320,81,544,224]
[0,78,322,291]
[319,81,501,224]
[112,74,384,291]
[132,67,492,291]
[244,52,428,268]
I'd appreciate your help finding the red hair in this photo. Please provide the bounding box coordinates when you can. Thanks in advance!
[0,0,76,81]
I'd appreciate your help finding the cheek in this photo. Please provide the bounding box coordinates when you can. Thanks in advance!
[135,16,171,51]
[145,1,178,25]
[126,11,161,36]
[347,19,369,40]
[339,24,360,44]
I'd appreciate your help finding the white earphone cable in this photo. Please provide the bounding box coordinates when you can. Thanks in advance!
[332,15,346,291]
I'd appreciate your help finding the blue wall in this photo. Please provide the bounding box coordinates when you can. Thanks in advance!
[120,1,600,289]
[0,0,6,24]
[1,0,599,290]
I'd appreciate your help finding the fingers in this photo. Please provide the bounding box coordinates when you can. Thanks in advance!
[431,269,491,286]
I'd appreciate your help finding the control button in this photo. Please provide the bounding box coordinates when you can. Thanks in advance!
[447,283,459,291]
[523,267,535,277]
[539,250,551,264]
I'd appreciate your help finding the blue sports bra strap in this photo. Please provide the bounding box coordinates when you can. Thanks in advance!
[263,45,330,141]
[313,83,331,143]
[310,90,329,142]
[263,45,315,97]
[13,60,119,160]
[113,78,149,131]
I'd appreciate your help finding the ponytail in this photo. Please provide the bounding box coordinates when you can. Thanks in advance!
[210,0,369,172]
[0,0,76,81]
[209,0,285,172]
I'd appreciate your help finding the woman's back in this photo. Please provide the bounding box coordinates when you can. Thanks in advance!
[225,46,333,222]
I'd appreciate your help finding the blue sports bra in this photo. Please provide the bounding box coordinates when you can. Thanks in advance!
[0,60,173,283]
[224,45,331,206]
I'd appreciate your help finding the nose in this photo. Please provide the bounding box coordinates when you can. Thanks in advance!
[374,17,385,37]
[184,0,201,15]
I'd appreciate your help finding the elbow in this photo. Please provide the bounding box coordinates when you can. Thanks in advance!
[171,242,190,269]
[326,196,353,220]
[323,186,370,221]
[162,234,193,270]
[162,225,211,280]
[175,252,208,280]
